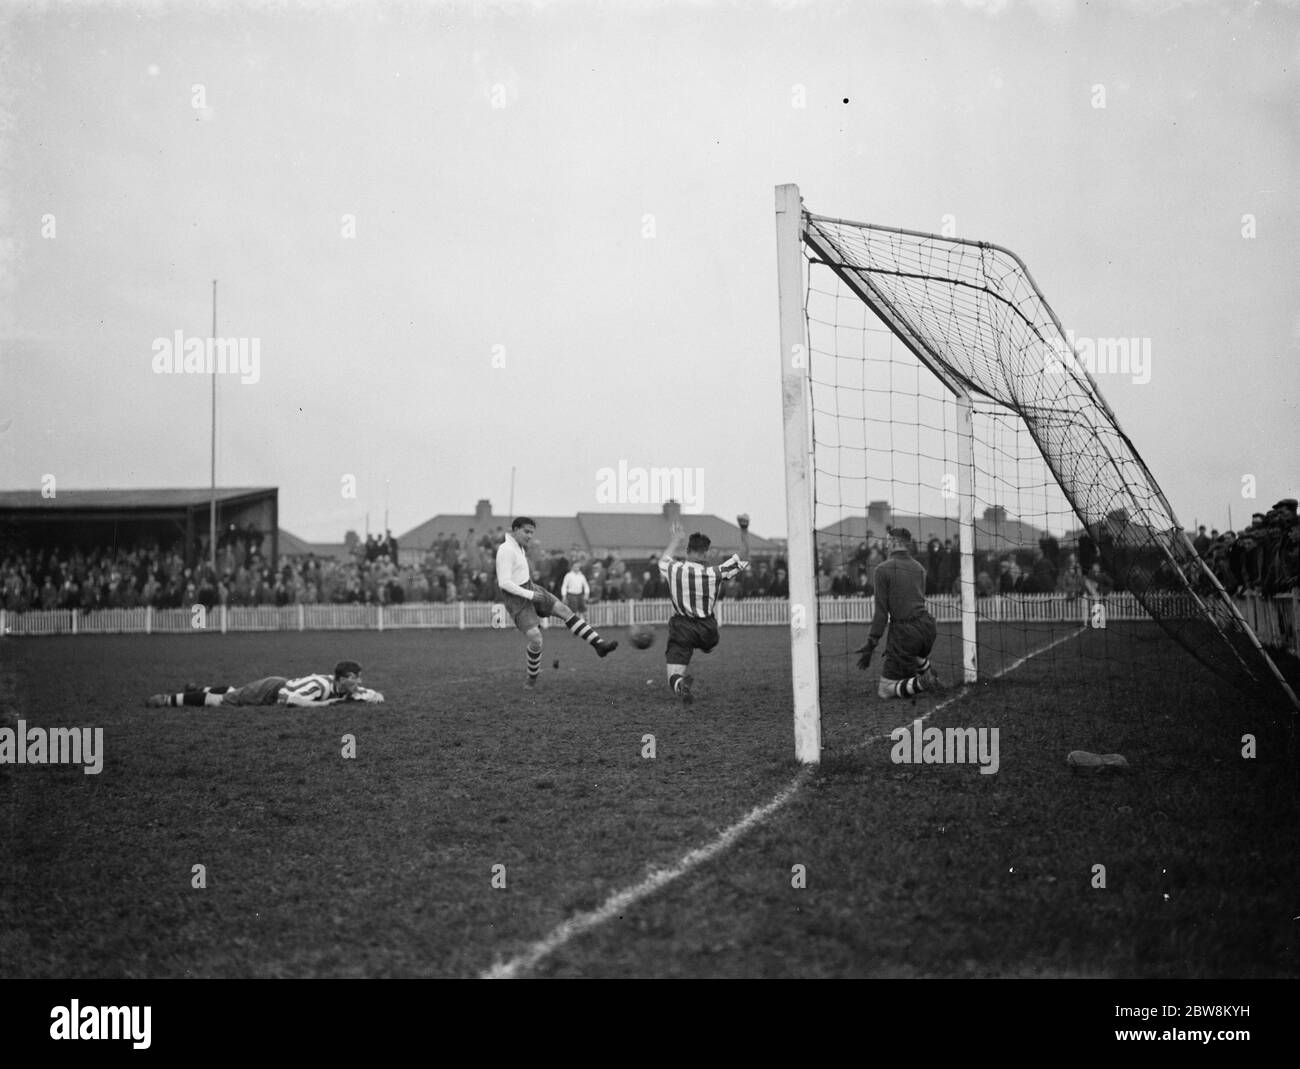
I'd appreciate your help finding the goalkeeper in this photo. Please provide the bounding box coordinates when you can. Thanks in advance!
[855,528,944,699]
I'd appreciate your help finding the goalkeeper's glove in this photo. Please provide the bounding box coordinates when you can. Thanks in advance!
[854,638,878,670]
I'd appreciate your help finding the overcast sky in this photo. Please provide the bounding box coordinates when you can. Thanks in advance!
[1,0,1296,544]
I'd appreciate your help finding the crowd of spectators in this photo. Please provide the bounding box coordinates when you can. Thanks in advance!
[0,536,264,613]
[3,499,1295,614]
[1189,498,1299,597]
[805,530,1107,600]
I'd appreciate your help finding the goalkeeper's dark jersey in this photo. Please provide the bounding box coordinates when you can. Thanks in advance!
[868,553,928,641]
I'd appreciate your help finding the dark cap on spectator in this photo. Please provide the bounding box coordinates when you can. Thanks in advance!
[1274,498,1298,511]
[888,527,913,544]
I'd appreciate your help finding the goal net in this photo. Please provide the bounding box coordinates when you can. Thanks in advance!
[775,185,1298,763]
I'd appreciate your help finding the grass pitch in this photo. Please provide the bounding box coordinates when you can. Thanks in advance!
[1,620,1296,978]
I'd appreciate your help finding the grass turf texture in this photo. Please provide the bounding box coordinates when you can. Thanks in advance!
[0,622,1295,978]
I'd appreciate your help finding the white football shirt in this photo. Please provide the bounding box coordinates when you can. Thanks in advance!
[495,535,532,598]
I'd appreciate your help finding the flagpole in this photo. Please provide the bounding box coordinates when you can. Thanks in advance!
[209,279,217,576]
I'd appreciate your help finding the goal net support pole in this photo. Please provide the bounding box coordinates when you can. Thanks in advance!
[956,393,979,684]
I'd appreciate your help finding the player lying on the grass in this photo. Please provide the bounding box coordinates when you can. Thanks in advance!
[496,517,617,689]
[658,516,750,704]
[145,660,384,707]
[855,528,945,699]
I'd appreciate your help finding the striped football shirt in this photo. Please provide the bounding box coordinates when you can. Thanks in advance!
[281,674,337,703]
[659,553,746,619]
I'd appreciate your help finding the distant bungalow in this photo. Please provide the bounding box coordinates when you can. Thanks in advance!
[816,500,1054,554]
[391,500,783,566]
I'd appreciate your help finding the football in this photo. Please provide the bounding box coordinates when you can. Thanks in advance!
[629,625,655,650]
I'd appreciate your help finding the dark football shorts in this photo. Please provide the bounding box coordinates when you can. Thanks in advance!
[881,610,938,681]
[666,614,720,665]
[502,582,558,632]
[221,676,290,707]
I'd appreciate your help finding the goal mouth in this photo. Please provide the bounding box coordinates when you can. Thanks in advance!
[776,184,1297,765]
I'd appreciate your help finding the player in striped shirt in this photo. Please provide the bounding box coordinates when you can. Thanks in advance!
[496,517,617,689]
[145,660,384,707]
[855,528,944,698]
[659,517,750,704]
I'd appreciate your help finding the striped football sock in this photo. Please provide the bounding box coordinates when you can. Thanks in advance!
[894,676,925,698]
[526,648,542,679]
[564,616,601,647]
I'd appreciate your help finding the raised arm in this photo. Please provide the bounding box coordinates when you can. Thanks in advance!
[663,521,685,561]
[737,513,752,565]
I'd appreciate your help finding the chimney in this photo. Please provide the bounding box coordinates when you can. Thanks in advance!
[662,500,682,525]
[867,500,892,532]
[475,499,493,522]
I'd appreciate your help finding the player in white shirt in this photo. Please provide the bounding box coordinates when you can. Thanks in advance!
[497,517,617,689]
[146,660,384,707]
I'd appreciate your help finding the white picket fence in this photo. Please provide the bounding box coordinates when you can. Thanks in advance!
[1234,592,1300,657]
[2,592,1297,657]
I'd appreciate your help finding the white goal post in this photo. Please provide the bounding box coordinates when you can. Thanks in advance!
[775,183,822,764]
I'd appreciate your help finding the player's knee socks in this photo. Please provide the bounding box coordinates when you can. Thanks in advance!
[526,638,543,678]
[917,658,931,674]
[666,664,687,693]
[180,691,206,707]
[895,675,925,698]
[564,615,602,646]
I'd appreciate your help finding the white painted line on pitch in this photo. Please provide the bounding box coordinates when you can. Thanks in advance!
[480,625,1085,979]
[480,767,816,979]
